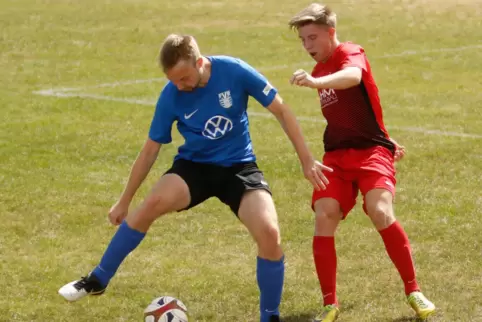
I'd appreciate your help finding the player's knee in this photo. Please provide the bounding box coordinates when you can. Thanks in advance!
[126,195,172,232]
[367,202,389,218]
[314,211,341,235]
[367,202,395,229]
[259,223,280,246]
[256,222,281,257]
[326,210,343,221]
[142,194,173,219]
[314,201,342,235]
[316,205,343,222]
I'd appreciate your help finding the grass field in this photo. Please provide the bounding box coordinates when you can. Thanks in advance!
[1,0,482,321]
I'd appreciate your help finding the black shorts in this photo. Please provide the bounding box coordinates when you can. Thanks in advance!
[164,159,271,215]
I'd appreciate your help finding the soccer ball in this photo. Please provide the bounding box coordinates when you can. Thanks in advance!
[144,296,188,322]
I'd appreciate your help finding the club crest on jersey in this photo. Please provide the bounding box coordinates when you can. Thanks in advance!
[218,90,233,108]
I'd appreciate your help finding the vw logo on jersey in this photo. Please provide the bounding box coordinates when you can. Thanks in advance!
[218,90,233,108]
[202,115,233,140]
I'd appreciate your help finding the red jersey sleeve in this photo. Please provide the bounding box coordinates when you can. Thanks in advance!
[338,43,368,73]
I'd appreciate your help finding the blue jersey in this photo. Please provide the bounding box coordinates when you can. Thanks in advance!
[148,56,278,166]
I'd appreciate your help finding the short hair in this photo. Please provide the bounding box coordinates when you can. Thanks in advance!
[288,3,337,30]
[158,34,201,72]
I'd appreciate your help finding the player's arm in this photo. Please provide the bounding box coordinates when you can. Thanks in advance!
[236,58,332,189]
[266,94,313,166]
[109,139,162,225]
[290,66,361,90]
[116,138,162,207]
[119,89,175,206]
[109,86,176,225]
[291,45,366,90]
[267,94,333,190]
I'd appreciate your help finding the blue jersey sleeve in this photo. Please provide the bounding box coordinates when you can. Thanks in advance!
[148,85,177,144]
[236,59,278,108]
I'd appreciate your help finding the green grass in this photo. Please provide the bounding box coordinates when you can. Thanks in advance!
[1,0,482,321]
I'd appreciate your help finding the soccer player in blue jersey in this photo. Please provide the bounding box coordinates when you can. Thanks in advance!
[58,34,331,321]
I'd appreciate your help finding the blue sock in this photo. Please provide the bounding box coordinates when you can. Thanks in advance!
[257,255,285,322]
[92,221,145,287]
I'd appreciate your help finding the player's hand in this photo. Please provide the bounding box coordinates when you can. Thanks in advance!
[290,69,317,88]
[394,145,406,162]
[390,138,406,162]
[108,201,129,225]
[303,159,333,191]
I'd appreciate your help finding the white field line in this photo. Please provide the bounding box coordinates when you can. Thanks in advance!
[32,90,482,139]
[31,44,482,139]
[35,44,482,92]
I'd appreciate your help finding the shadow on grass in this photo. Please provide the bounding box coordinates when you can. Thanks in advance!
[281,313,313,322]
[392,312,441,322]
[392,316,419,322]
[282,304,355,322]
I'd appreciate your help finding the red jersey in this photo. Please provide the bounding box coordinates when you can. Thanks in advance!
[311,42,395,154]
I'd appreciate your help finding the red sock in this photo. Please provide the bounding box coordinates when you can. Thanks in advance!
[313,236,338,306]
[379,221,420,295]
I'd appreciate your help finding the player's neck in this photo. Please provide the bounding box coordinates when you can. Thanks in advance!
[320,38,341,63]
[198,56,212,87]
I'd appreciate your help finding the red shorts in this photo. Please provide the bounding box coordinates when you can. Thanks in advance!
[311,146,396,219]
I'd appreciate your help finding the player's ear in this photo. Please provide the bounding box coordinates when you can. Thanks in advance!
[195,57,203,69]
[328,27,336,38]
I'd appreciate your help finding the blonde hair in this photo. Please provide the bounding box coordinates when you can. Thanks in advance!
[288,3,337,29]
[158,34,201,71]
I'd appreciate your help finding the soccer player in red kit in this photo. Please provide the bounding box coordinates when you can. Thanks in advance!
[288,3,436,322]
